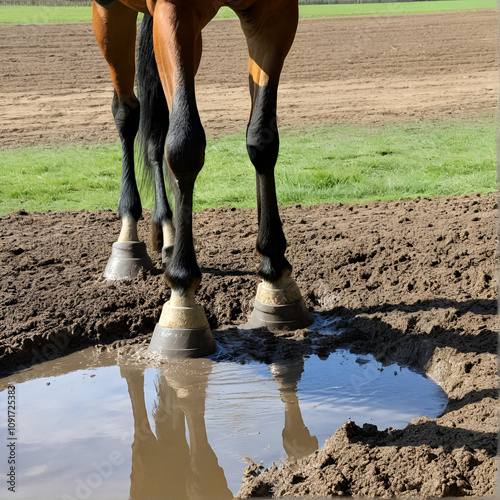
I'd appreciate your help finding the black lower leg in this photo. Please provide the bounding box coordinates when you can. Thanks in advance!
[112,91,142,225]
[163,88,206,295]
[148,144,173,252]
[166,184,201,292]
[247,83,291,283]
[255,173,291,282]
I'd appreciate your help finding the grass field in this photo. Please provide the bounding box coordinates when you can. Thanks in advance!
[0,118,495,216]
[0,0,495,24]
[0,1,495,216]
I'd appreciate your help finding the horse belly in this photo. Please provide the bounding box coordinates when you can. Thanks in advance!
[119,0,150,14]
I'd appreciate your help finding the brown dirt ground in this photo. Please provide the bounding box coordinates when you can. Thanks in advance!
[0,194,497,497]
[0,7,498,500]
[0,9,497,149]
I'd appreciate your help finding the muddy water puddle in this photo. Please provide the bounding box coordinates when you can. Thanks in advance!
[0,342,447,499]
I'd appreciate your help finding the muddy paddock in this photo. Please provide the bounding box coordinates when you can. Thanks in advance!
[0,193,497,497]
[0,6,498,499]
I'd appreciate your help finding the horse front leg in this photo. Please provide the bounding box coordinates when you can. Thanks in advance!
[147,3,215,357]
[240,3,312,329]
[93,2,153,279]
[136,14,176,258]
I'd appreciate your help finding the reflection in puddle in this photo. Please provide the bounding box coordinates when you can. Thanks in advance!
[123,364,232,500]
[0,348,447,499]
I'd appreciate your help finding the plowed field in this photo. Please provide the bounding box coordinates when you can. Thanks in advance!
[0,9,497,148]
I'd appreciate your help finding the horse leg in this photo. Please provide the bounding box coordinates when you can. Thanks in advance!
[136,14,175,258]
[239,2,312,329]
[93,2,153,279]
[270,360,318,459]
[147,3,215,357]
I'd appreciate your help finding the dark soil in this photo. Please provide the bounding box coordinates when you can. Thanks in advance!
[0,193,497,497]
[0,6,497,497]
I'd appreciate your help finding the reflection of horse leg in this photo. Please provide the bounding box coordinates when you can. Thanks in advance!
[239,2,312,329]
[166,364,231,499]
[185,409,232,499]
[120,367,159,500]
[147,3,215,357]
[120,367,154,440]
[121,367,190,500]
[270,360,318,460]
[136,15,175,258]
[154,376,190,499]
[93,2,153,279]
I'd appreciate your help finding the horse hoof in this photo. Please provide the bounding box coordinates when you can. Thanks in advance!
[247,280,313,330]
[103,241,153,280]
[149,325,215,358]
[148,301,215,358]
[249,299,312,330]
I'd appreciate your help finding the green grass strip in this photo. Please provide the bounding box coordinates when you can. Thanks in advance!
[0,0,495,25]
[0,118,495,216]
[297,0,496,18]
[0,5,90,23]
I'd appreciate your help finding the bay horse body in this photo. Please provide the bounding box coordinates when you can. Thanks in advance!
[93,0,312,357]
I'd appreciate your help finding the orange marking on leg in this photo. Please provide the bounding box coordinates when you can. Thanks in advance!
[249,58,269,87]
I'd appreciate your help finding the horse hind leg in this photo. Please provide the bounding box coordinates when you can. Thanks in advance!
[152,157,176,264]
[136,13,175,260]
[105,95,155,280]
[93,2,153,279]
[239,3,312,329]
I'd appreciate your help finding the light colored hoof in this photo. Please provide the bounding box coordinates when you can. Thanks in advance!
[249,299,312,330]
[103,241,153,280]
[248,280,313,330]
[149,325,215,358]
[148,301,215,358]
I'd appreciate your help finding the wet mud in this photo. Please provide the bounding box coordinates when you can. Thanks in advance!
[0,193,497,497]
[1,346,447,498]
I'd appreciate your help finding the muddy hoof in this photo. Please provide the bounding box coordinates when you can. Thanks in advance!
[103,241,153,280]
[148,324,215,358]
[148,301,215,358]
[245,278,313,330]
[248,298,313,330]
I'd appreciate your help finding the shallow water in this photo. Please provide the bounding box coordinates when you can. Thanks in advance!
[0,344,447,499]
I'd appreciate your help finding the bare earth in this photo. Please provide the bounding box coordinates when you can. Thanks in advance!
[0,8,498,499]
[0,9,497,148]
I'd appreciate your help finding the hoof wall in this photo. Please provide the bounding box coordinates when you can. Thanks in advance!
[248,298,313,331]
[104,242,153,280]
[148,324,215,358]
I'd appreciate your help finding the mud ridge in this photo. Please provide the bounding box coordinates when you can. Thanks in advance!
[0,193,497,497]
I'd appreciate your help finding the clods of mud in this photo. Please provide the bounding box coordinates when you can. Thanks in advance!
[0,338,447,500]
[0,194,497,497]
